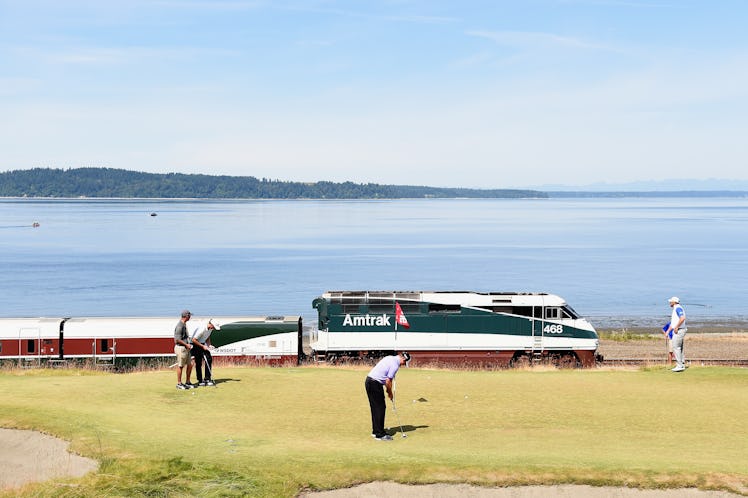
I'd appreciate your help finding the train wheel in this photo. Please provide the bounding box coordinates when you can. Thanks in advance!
[556,353,580,369]
[511,354,531,369]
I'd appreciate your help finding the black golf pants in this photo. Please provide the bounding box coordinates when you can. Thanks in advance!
[192,347,213,382]
[365,376,386,437]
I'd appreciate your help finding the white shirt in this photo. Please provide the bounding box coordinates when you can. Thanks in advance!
[670,304,687,332]
[190,322,213,345]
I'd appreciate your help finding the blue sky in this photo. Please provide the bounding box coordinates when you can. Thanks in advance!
[1,1,747,188]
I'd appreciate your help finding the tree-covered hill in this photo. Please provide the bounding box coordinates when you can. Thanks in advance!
[0,168,546,199]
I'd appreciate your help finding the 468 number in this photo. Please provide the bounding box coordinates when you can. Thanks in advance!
[543,324,564,334]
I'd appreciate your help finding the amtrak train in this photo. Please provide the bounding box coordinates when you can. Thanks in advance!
[0,290,600,368]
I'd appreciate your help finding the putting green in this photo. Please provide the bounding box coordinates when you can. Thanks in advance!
[0,366,746,497]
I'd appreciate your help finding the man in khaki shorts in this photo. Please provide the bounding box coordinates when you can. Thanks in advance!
[174,310,194,389]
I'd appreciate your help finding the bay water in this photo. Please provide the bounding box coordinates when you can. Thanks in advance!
[1,197,746,329]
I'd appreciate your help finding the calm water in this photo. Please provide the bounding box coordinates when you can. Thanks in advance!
[1,198,747,328]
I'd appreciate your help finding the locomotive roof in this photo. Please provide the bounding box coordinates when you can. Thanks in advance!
[321,291,568,307]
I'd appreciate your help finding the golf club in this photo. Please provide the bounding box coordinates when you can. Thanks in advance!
[392,380,407,438]
[202,351,216,387]
[391,399,407,438]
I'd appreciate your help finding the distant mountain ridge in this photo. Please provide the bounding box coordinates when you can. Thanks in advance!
[0,168,545,199]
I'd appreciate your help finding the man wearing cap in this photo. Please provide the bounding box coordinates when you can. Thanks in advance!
[191,319,220,386]
[365,352,410,441]
[665,297,687,372]
[174,310,194,389]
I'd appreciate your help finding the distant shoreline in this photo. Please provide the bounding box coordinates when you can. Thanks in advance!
[3,191,748,200]
[546,190,748,198]
[3,167,748,199]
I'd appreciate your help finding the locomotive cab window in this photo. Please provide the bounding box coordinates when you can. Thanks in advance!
[546,306,579,320]
[100,339,109,352]
[27,340,35,353]
[562,305,580,319]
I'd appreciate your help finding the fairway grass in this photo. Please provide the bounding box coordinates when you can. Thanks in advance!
[0,366,746,497]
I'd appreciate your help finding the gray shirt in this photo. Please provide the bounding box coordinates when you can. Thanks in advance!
[174,321,189,345]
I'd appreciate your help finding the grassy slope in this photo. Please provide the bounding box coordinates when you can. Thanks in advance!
[0,366,746,497]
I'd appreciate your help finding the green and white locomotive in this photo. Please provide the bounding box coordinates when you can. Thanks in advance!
[312,291,599,367]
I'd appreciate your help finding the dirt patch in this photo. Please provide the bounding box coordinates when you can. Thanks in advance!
[0,428,98,489]
[298,482,743,498]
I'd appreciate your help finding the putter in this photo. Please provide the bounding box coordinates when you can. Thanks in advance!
[392,381,407,438]
[202,352,216,387]
[392,399,407,438]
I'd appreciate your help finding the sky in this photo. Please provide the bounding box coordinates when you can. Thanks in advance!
[1,1,747,189]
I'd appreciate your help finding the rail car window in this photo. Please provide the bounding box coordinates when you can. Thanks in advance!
[27,340,35,353]
[100,339,109,352]
[513,306,536,318]
[428,303,461,313]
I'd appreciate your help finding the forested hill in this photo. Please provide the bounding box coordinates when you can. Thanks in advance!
[0,168,545,199]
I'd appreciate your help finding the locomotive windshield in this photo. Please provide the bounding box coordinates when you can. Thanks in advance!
[562,305,580,319]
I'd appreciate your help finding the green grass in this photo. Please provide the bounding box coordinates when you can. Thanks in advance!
[1,366,747,497]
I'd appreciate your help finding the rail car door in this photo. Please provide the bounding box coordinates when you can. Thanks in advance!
[93,336,116,365]
[531,302,545,354]
[19,327,40,363]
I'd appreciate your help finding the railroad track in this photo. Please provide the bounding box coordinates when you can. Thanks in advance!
[601,358,748,367]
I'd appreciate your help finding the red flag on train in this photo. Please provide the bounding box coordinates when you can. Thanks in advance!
[395,302,410,329]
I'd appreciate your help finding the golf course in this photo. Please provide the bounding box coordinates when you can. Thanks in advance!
[0,365,746,497]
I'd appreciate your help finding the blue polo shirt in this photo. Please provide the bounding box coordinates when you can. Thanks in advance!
[367,356,401,384]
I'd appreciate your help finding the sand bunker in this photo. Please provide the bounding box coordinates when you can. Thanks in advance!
[299,482,743,498]
[0,428,98,489]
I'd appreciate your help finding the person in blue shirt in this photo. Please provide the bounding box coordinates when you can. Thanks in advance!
[364,352,411,441]
[666,297,687,372]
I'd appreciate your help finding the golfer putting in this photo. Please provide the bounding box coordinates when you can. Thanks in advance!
[364,352,410,441]
[190,318,220,386]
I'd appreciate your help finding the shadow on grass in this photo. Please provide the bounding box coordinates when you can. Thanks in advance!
[213,378,241,385]
[389,424,429,436]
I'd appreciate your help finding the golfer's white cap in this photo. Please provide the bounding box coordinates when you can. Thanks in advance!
[208,319,221,330]
[668,296,680,304]
[401,351,411,367]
